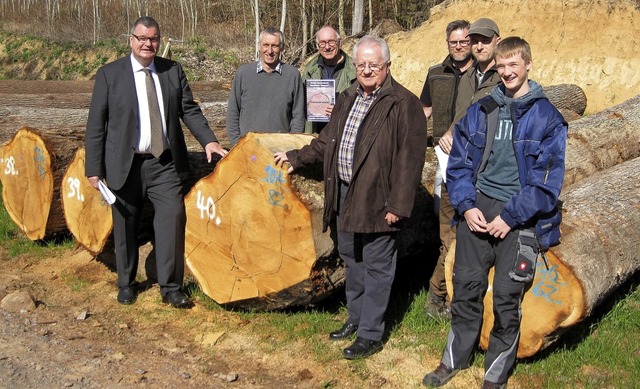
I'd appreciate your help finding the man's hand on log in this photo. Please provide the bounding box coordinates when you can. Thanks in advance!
[464,207,487,233]
[205,142,228,162]
[87,176,100,190]
[273,152,294,174]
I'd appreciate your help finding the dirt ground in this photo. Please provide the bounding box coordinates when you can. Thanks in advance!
[0,244,465,389]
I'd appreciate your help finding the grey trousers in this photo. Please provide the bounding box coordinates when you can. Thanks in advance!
[337,181,398,341]
[111,152,186,296]
[441,191,526,384]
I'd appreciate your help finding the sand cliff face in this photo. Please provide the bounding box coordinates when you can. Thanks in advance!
[387,0,640,113]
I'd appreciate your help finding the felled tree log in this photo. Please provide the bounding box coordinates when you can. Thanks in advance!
[61,148,113,254]
[184,132,438,310]
[564,94,640,187]
[0,127,83,239]
[543,83,587,116]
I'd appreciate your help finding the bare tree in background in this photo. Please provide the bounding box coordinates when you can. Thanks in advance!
[92,0,100,44]
[279,0,286,33]
[300,0,308,60]
[253,0,259,59]
[338,0,345,38]
[352,0,363,35]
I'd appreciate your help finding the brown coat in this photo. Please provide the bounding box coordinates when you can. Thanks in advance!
[287,75,427,233]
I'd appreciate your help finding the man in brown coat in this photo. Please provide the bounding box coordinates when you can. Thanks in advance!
[274,35,427,360]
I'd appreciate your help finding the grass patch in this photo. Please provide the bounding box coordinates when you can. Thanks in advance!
[0,183,75,258]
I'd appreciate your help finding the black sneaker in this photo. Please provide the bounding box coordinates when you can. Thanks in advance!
[422,363,460,387]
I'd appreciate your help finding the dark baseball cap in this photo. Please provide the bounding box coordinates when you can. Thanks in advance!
[469,18,500,37]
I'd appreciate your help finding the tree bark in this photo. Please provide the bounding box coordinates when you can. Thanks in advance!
[184,132,438,310]
[543,83,587,115]
[564,94,640,187]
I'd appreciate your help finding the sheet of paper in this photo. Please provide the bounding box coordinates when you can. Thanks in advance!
[98,180,116,205]
[435,145,448,184]
[305,79,336,122]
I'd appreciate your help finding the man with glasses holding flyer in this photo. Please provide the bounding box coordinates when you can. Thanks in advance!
[301,25,356,134]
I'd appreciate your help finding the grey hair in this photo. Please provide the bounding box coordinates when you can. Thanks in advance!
[131,16,160,36]
[315,25,341,43]
[259,27,285,47]
[352,35,390,63]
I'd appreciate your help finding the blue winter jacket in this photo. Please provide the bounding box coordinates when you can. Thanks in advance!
[446,88,567,250]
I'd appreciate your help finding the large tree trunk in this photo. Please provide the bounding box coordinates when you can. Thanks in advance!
[564,94,640,187]
[0,127,84,239]
[184,132,439,310]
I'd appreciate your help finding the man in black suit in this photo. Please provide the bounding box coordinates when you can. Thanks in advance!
[85,16,227,308]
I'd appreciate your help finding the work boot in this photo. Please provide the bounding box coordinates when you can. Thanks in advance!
[424,294,451,320]
[422,362,460,387]
[481,380,507,389]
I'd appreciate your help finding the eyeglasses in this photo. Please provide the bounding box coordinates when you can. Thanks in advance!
[355,62,386,73]
[447,39,471,48]
[131,33,160,44]
[317,39,339,48]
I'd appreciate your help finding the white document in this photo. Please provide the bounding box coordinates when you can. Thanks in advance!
[98,180,116,205]
[434,145,449,184]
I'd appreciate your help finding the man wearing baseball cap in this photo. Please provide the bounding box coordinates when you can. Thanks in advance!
[450,17,502,127]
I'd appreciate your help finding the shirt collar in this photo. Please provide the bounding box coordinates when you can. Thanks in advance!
[130,54,157,73]
[256,60,282,74]
[356,84,382,99]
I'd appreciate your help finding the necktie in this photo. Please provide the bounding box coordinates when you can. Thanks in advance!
[142,68,165,158]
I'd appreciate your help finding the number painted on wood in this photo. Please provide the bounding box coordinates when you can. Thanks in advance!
[531,259,567,305]
[263,165,287,207]
[34,147,46,179]
[196,190,221,224]
[66,177,85,202]
[3,156,18,176]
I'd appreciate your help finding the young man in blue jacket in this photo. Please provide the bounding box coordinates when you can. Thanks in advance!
[422,37,567,389]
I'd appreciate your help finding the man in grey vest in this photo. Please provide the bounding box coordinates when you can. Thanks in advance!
[419,20,474,320]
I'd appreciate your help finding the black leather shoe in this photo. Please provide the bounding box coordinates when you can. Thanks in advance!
[342,337,383,360]
[329,322,358,340]
[162,290,193,309]
[117,287,137,305]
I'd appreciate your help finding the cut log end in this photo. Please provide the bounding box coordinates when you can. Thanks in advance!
[61,148,113,255]
[0,127,54,240]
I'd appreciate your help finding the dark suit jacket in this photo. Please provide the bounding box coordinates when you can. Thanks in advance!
[85,55,217,190]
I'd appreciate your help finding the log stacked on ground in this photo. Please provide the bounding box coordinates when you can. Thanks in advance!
[564,94,640,186]
[184,132,439,310]
[61,148,113,254]
[0,127,83,239]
